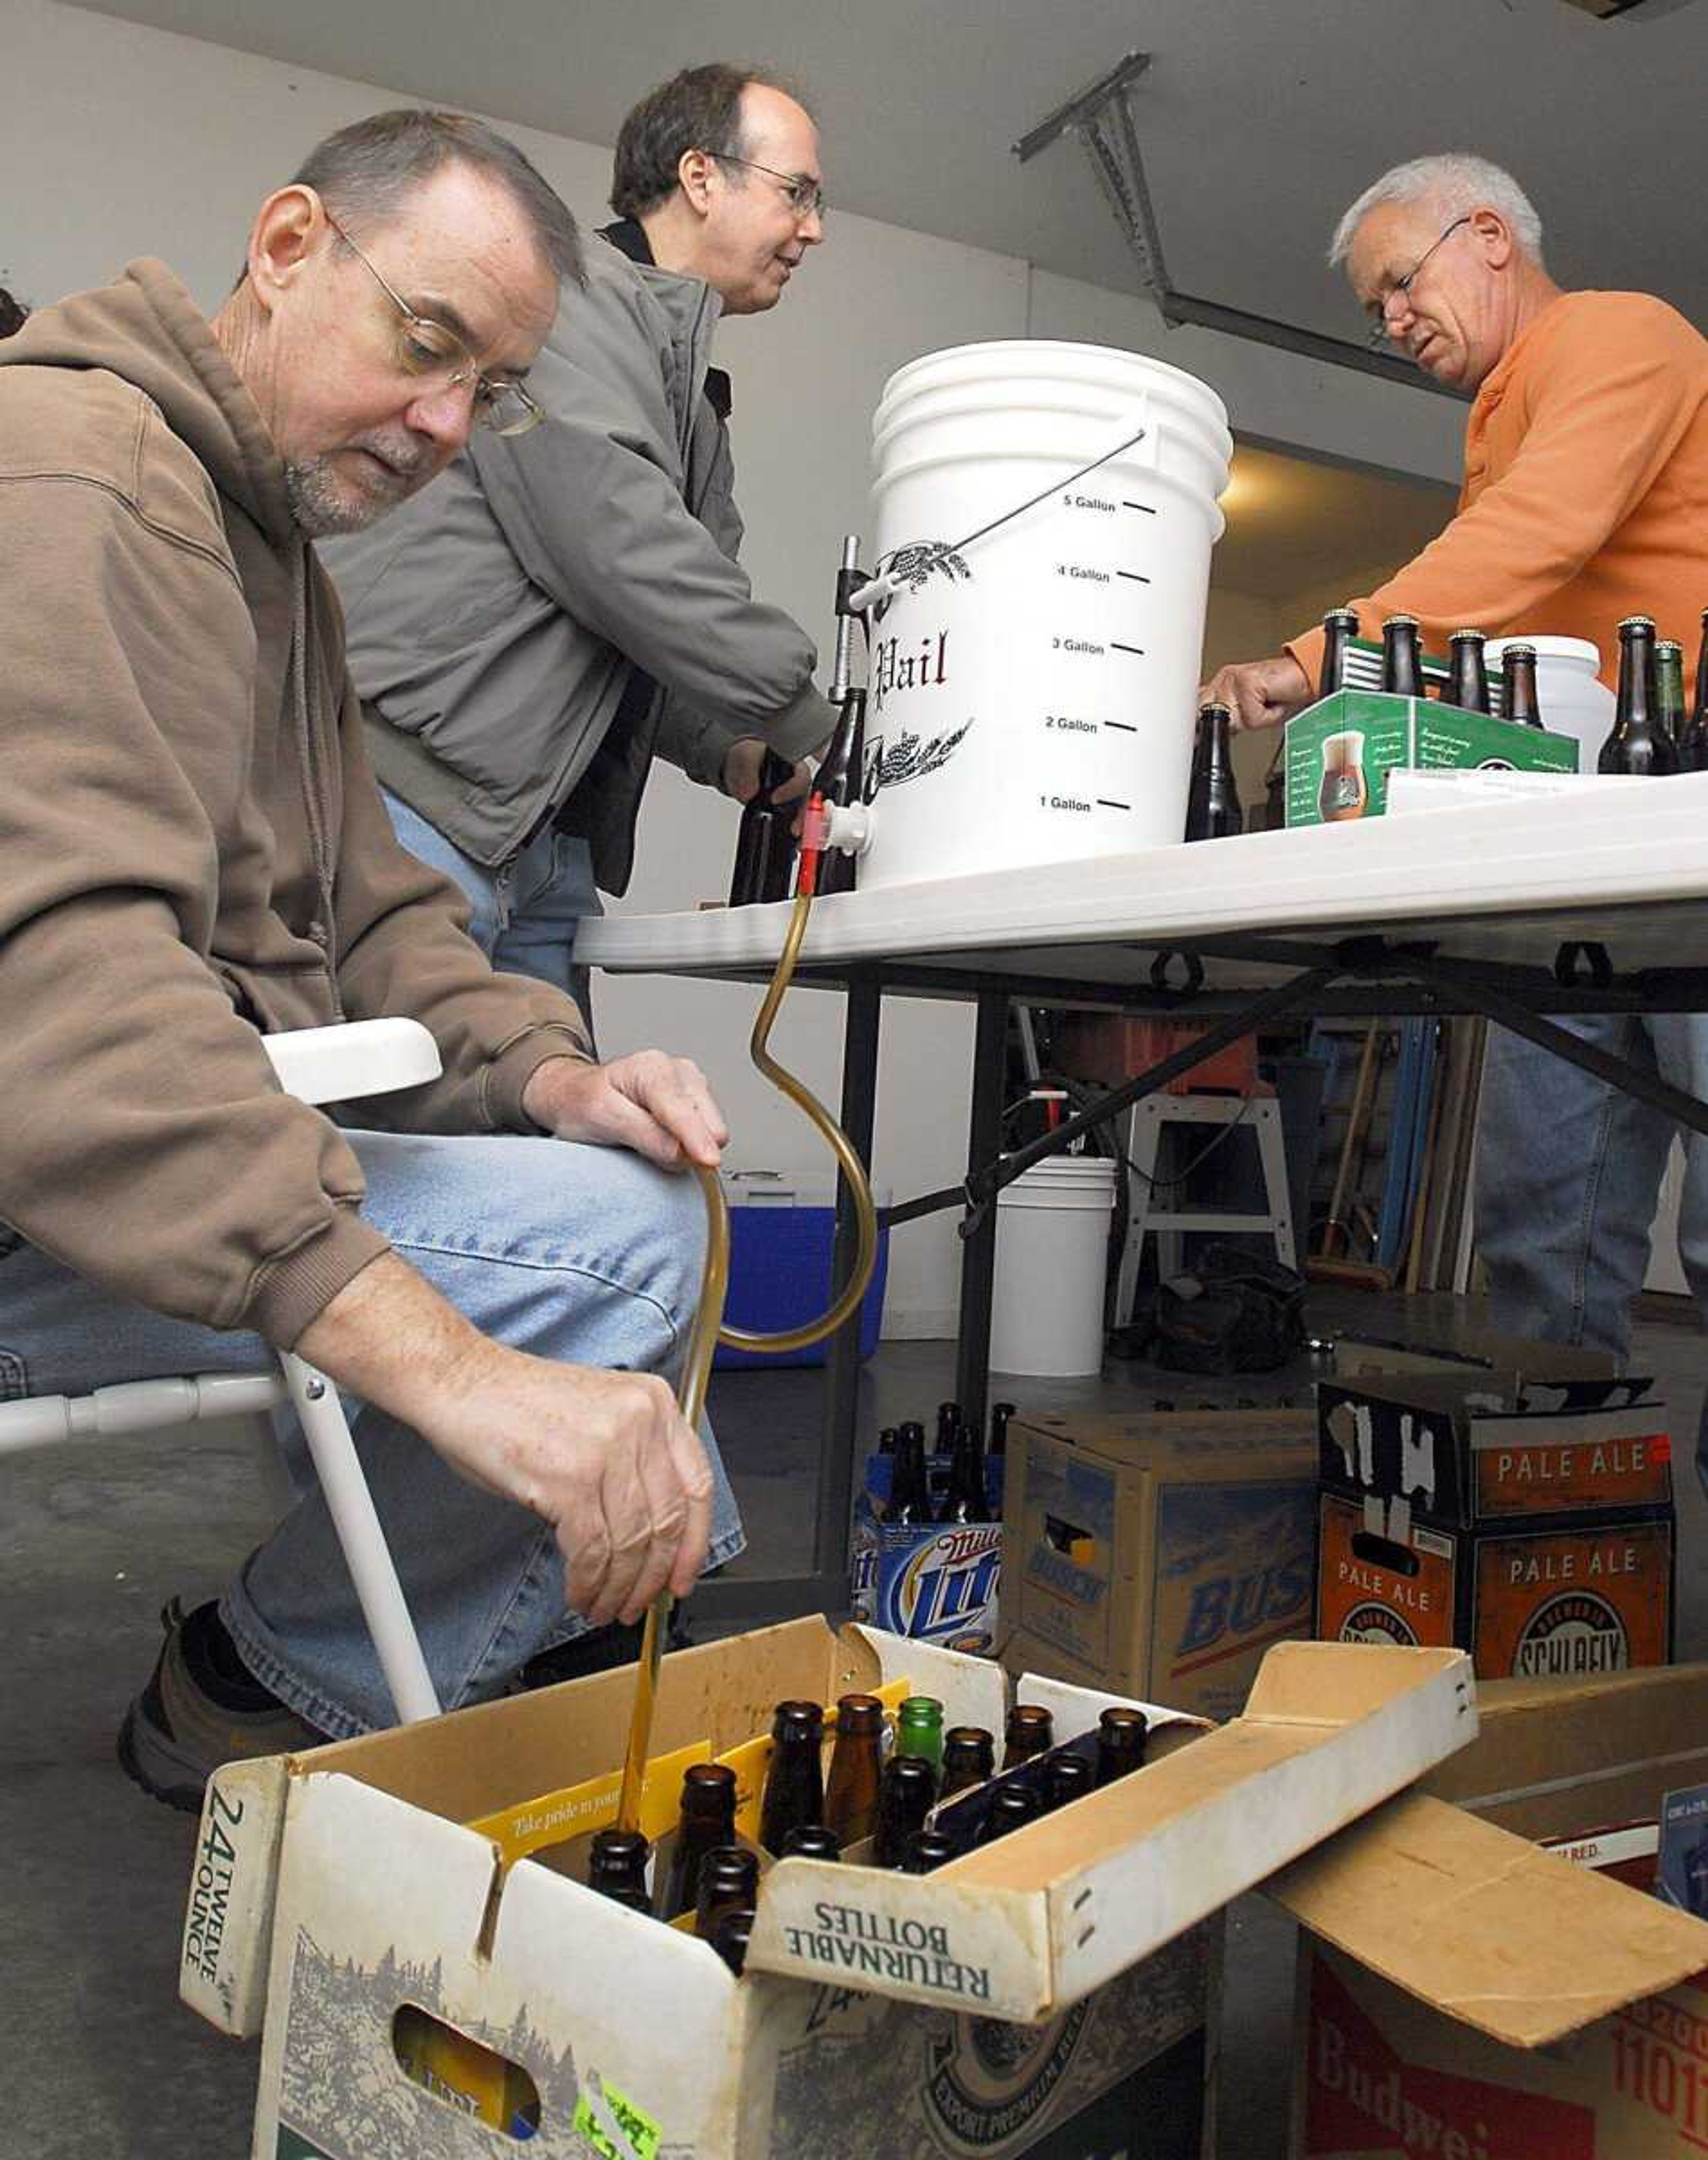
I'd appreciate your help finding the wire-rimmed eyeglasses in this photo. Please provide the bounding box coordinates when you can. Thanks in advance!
[326,211,543,437]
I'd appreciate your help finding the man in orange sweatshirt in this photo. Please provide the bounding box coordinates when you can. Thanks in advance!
[1204,152,1708,1483]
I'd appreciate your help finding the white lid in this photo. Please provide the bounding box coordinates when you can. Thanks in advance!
[721,1169,893,1207]
[1001,1155,1118,1186]
[1486,634,1603,670]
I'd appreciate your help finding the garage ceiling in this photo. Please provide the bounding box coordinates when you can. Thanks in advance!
[68,0,1708,343]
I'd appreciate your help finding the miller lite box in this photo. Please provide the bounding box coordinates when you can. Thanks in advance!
[1317,1359,1675,1681]
[1283,1663,1708,2159]
[851,1489,1003,1655]
[1000,1406,1318,1719]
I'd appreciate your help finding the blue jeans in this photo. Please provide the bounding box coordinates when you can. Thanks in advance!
[383,788,601,1032]
[1475,1013,1708,1493]
[0,1131,743,1736]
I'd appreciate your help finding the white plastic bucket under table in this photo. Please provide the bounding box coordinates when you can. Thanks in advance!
[861,339,1232,890]
[990,1156,1117,1378]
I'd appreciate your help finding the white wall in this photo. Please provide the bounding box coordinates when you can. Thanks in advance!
[1,0,1469,1336]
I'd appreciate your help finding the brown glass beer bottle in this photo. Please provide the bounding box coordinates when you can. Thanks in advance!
[759,1700,825,1854]
[1599,616,1676,774]
[823,1693,885,1846]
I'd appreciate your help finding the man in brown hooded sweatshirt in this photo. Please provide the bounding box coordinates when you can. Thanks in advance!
[0,110,743,1805]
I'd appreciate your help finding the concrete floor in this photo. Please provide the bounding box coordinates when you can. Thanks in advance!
[3,1290,1702,2160]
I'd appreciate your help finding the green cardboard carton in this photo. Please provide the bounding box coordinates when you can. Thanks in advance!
[1285,688,1579,828]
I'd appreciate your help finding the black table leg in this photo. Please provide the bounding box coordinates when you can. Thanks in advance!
[812,976,884,1600]
[955,988,1011,1439]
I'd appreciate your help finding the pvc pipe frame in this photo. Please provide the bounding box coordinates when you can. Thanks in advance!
[280,1350,442,1724]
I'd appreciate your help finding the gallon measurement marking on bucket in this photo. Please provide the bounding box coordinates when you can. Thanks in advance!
[862,339,1230,888]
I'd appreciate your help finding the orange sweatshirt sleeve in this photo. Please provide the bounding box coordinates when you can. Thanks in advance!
[1285,294,1706,687]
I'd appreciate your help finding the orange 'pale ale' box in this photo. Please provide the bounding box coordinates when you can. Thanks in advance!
[1315,1352,1674,1681]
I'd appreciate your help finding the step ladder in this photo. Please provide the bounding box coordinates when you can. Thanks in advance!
[1114,1093,1297,1326]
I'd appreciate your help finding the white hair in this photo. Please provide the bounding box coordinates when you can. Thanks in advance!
[1328,153,1545,269]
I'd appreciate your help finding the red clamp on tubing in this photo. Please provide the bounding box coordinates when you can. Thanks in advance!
[797,794,832,895]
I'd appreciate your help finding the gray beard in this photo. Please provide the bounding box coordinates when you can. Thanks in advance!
[283,452,413,538]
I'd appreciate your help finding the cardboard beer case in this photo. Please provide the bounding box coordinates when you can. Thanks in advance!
[1279,1663,1708,2159]
[180,1618,1476,2160]
[851,1446,1006,1656]
[1284,679,1577,828]
[1316,1335,1674,1681]
[1001,1406,1320,1720]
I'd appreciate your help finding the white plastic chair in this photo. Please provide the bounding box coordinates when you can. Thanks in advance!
[0,1018,443,1724]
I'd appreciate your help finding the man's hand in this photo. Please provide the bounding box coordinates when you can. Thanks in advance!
[722,736,812,806]
[522,1050,729,1170]
[297,1255,713,1625]
[427,1348,715,1625]
[1199,653,1313,732]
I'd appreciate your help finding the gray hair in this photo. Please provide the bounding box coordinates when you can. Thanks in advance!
[1328,153,1545,270]
[292,108,583,287]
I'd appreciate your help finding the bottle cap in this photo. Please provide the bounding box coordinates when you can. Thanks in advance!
[1382,613,1420,628]
[1449,628,1486,644]
[1618,615,1657,632]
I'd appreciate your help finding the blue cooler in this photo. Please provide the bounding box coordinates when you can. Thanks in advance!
[713,1170,890,1369]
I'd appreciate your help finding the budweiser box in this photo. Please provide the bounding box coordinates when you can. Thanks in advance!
[1277,1664,1708,2158]
[1316,1345,1673,1681]
[1001,1406,1319,1719]
[182,1619,1474,2159]
[1284,686,1577,827]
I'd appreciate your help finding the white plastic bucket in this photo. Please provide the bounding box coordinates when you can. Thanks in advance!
[1486,635,1612,767]
[989,1156,1117,1378]
[860,340,1232,890]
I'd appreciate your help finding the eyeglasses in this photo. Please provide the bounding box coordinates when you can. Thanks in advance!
[325,212,543,436]
[705,153,826,222]
[1363,214,1472,350]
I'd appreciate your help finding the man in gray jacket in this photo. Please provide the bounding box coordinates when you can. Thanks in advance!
[322,66,837,1005]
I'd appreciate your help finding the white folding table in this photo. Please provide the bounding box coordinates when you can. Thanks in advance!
[579,778,1708,1621]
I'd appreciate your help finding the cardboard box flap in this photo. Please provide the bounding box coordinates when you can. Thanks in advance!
[950,1644,1472,1898]
[266,1616,880,1826]
[1420,1662,1708,1824]
[1267,1790,1708,2048]
[1013,1406,1316,1475]
[1332,1329,1619,1386]
[179,1755,290,2037]
[763,1643,1472,2020]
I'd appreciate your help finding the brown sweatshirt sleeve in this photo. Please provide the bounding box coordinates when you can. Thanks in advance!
[1284,296,1705,685]
[0,416,387,1345]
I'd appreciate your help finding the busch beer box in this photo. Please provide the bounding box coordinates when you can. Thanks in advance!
[1317,1363,1675,1681]
[999,1406,1318,1720]
[851,1456,1003,1655]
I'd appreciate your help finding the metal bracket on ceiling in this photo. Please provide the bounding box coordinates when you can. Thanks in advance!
[1013,52,1466,401]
